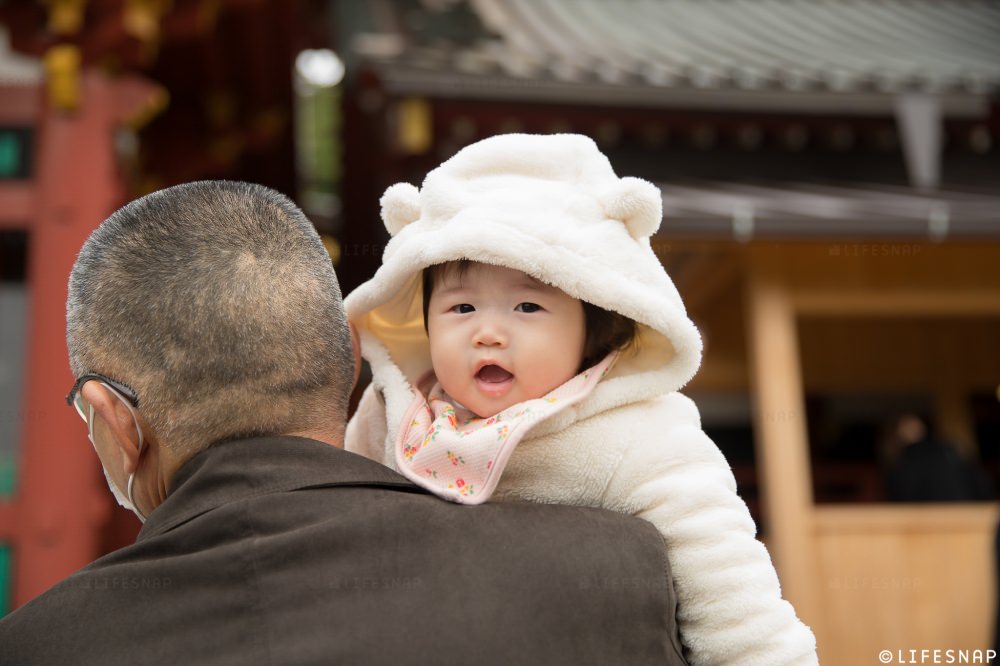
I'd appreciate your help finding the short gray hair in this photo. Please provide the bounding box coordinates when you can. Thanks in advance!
[67,181,354,459]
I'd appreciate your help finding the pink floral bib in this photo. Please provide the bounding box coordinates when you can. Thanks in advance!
[394,353,618,504]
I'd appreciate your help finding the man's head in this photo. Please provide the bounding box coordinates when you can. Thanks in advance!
[67,181,355,513]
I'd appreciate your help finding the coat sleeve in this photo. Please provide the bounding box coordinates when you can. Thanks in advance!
[345,383,392,466]
[600,393,818,666]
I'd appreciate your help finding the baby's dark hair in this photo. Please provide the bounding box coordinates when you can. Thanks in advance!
[422,261,637,371]
[579,300,638,370]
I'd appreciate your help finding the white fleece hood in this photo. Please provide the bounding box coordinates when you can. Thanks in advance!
[345,133,702,406]
[345,135,819,664]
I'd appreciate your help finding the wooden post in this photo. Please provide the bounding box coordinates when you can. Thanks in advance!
[14,69,161,607]
[745,263,821,630]
[15,70,114,606]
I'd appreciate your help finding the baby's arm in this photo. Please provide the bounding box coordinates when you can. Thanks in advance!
[602,393,818,666]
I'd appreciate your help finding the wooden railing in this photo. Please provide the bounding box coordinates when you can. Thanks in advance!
[812,503,999,665]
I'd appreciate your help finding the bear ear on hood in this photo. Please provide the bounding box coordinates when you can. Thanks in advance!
[599,177,662,240]
[380,182,421,236]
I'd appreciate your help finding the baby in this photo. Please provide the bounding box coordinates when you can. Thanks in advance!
[345,133,818,665]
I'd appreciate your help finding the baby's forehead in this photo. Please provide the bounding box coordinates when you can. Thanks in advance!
[432,262,551,291]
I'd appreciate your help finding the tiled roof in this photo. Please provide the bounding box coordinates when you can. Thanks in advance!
[360,0,1000,113]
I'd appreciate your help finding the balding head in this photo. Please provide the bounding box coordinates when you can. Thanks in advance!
[67,181,354,462]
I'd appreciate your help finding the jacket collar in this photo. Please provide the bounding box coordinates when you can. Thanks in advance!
[138,435,420,540]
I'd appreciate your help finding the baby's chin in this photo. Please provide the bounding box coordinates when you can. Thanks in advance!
[470,402,516,419]
[457,392,522,420]
[445,379,522,419]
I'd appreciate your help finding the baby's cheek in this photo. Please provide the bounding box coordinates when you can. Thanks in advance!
[523,362,562,397]
[434,363,460,394]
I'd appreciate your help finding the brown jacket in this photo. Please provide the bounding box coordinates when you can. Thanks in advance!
[0,435,688,665]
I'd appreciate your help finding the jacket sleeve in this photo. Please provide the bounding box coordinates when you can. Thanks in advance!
[345,383,392,466]
[600,393,818,666]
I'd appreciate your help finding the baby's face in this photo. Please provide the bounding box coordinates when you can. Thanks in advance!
[427,263,586,418]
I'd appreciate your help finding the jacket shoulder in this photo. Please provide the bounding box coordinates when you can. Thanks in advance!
[653,391,702,428]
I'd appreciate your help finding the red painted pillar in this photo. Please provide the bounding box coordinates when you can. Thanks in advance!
[14,69,159,607]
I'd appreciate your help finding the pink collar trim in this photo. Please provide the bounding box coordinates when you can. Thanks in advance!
[393,352,618,504]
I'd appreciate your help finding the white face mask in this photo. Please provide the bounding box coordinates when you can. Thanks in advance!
[88,393,148,523]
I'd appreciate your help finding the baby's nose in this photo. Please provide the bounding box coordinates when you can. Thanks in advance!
[473,322,508,347]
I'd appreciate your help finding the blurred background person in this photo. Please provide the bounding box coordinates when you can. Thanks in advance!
[885,413,995,502]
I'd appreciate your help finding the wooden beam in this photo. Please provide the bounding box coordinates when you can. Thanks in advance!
[745,268,821,628]
[815,503,1000,533]
[793,290,1000,316]
[686,356,748,392]
[672,249,742,314]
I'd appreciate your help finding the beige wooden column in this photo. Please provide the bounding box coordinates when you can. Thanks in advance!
[745,267,821,628]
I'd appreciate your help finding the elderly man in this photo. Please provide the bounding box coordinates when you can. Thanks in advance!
[0,181,687,665]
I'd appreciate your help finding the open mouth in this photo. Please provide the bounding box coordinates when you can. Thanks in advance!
[475,364,514,395]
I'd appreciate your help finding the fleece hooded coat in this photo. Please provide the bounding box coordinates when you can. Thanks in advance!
[344,134,818,665]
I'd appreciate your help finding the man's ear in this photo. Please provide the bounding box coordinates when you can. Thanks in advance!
[350,321,362,389]
[80,380,143,475]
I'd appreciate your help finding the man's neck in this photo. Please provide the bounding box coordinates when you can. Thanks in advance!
[285,428,345,449]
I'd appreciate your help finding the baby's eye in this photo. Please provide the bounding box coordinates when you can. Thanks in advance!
[450,303,475,314]
[515,302,542,313]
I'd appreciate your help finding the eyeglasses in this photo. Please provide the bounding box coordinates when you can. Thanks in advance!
[67,372,140,421]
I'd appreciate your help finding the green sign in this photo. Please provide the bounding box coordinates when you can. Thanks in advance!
[0,132,20,178]
[0,129,31,179]
[0,457,11,617]
[0,457,14,617]
[0,545,9,617]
